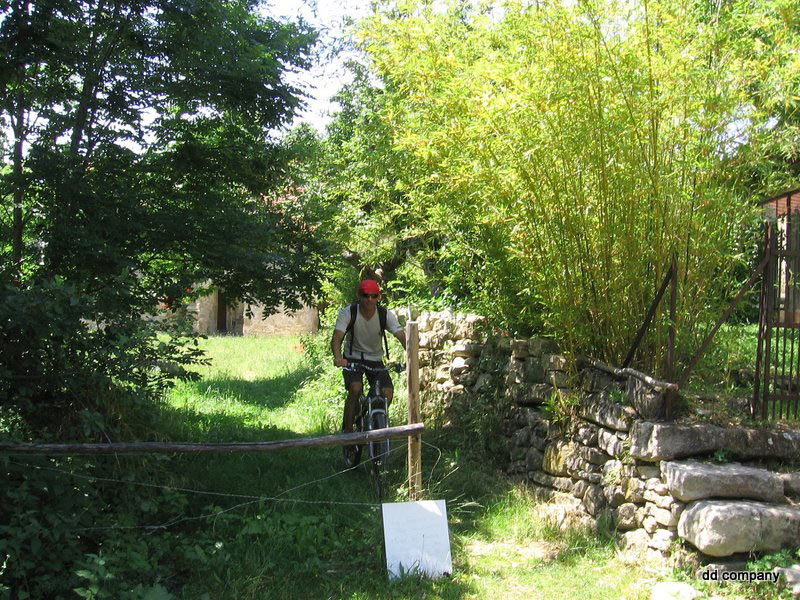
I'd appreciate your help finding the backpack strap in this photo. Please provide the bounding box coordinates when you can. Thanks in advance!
[345,303,358,357]
[378,305,389,360]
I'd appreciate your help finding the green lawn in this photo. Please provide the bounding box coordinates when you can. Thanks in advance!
[143,334,661,599]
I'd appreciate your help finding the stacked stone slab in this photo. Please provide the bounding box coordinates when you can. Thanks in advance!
[502,375,688,558]
[416,311,493,427]
[411,310,800,566]
[503,371,800,561]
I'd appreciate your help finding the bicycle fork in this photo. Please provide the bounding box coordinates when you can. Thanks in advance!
[360,397,389,461]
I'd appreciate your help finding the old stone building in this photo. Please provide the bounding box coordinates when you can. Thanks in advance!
[189,290,318,336]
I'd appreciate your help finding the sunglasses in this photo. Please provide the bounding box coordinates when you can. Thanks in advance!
[360,293,380,299]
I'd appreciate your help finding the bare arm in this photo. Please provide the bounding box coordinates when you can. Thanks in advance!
[331,329,348,367]
[394,329,406,350]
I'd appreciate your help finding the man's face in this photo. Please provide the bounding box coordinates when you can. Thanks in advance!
[359,291,380,310]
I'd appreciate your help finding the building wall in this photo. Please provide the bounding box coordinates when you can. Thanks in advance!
[192,293,217,334]
[189,292,317,336]
[243,304,318,336]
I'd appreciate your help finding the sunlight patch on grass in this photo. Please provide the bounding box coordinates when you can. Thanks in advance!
[459,547,651,600]
[163,335,331,438]
[466,539,561,563]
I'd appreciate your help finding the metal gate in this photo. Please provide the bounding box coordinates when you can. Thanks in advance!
[754,188,800,419]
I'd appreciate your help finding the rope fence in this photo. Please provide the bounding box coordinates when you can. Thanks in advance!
[3,444,408,533]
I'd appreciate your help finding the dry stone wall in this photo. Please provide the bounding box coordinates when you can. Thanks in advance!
[413,310,800,565]
[414,310,566,438]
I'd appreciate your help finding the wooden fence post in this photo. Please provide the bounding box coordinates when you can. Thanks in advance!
[406,321,422,500]
[666,254,678,419]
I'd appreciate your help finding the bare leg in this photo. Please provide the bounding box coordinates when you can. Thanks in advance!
[381,387,394,404]
[343,381,363,432]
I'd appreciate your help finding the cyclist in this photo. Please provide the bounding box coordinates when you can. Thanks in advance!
[331,280,406,460]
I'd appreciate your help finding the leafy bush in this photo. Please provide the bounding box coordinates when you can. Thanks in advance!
[0,454,193,599]
[0,278,205,438]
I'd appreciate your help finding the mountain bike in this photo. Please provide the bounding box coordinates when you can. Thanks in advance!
[341,362,405,501]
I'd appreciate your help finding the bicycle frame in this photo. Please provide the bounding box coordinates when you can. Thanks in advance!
[344,364,391,437]
[361,392,388,452]
[341,362,405,500]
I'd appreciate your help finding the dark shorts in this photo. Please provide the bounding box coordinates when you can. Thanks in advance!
[343,359,393,393]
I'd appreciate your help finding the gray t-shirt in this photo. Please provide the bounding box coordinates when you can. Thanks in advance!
[334,305,403,361]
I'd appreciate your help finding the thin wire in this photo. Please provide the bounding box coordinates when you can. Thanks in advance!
[421,438,444,489]
[6,440,411,533]
[7,458,380,510]
[9,459,263,501]
[79,499,266,534]
[274,439,405,499]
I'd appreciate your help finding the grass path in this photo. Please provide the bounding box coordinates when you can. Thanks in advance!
[156,335,663,599]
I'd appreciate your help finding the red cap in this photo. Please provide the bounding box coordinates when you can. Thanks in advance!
[358,280,381,294]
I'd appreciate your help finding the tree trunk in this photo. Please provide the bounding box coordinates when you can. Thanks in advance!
[11,96,26,283]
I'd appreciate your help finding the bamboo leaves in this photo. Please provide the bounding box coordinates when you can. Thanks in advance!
[347,0,783,372]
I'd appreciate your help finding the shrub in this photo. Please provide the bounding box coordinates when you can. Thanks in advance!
[0,278,205,439]
[352,0,783,375]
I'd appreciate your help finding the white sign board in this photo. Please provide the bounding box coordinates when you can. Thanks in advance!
[382,500,453,579]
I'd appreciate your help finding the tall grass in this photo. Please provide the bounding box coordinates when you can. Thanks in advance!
[156,335,658,598]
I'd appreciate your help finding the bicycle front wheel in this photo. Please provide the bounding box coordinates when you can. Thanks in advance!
[369,412,390,469]
[369,411,390,502]
[343,409,365,469]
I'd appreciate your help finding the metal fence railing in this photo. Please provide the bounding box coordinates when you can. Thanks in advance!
[755,188,800,420]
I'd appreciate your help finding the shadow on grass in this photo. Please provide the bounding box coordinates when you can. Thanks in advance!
[136,399,480,599]
[182,363,315,410]
[144,390,357,498]
[156,398,302,443]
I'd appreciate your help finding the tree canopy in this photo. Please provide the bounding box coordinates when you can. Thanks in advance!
[0,0,330,427]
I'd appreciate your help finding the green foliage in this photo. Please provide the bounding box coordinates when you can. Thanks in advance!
[749,547,800,572]
[602,461,623,487]
[0,278,205,433]
[297,59,454,314]
[737,548,800,599]
[542,391,580,431]
[608,388,630,407]
[687,323,759,396]
[318,262,363,326]
[0,451,189,599]
[718,0,800,193]
[456,390,510,461]
[712,449,731,463]
[296,0,800,377]
[0,1,332,430]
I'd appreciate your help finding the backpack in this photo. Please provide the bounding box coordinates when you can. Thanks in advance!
[345,303,390,360]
